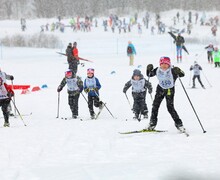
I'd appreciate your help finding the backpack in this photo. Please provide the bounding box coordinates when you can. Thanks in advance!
[127,46,133,54]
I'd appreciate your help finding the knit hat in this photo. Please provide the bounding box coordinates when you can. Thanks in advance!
[159,56,171,66]
[133,69,141,76]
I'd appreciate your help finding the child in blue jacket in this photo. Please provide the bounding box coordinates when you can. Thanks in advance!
[84,68,103,119]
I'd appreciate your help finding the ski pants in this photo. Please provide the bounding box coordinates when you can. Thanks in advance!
[88,96,101,116]
[128,55,134,66]
[0,99,10,123]
[192,75,204,87]
[68,93,80,116]
[176,46,182,62]
[149,86,183,127]
[68,59,79,74]
[132,91,148,116]
[207,51,213,63]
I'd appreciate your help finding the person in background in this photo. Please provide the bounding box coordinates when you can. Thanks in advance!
[190,61,205,89]
[127,41,137,66]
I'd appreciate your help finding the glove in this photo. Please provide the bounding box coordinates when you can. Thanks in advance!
[10,76,14,80]
[148,88,152,94]
[92,87,98,92]
[84,88,90,93]
[147,64,153,71]
[173,67,181,75]
[7,91,14,99]
[123,89,126,93]
[57,86,62,92]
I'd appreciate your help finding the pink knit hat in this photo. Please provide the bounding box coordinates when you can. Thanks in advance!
[159,57,171,66]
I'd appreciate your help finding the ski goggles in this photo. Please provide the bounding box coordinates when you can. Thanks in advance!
[65,71,72,78]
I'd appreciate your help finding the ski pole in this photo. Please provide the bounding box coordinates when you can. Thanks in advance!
[103,103,115,119]
[146,76,153,102]
[94,90,115,118]
[80,92,88,103]
[189,71,192,86]
[11,80,16,116]
[178,77,206,133]
[56,92,60,118]
[201,71,212,87]
[10,98,27,126]
[124,93,132,109]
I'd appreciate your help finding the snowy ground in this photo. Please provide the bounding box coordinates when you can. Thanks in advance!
[0,11,220,180]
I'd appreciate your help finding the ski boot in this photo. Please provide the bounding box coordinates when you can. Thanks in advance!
[176,124,186,133]
[99,101,104,110]
[90,114,95,120]
[3,122,10,127]
[147,123,156,130]
[72,114,77,119]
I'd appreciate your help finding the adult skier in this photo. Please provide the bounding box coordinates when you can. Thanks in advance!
[174,33,185,63]
[127,41,137,66]
[123,69,152,120]
[146,57,186,132]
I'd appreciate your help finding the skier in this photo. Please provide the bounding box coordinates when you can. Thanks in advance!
[65,42,74,69]
[123,69,152,120]
[174,33,185,63]
[68,42,80,74]
[211,25,217,36]
[57,70,83,119]
[0,68,14,116]
[146,57,186,132]
[84,68,103,119]
[212,47,220,67]
[0,77,14,127]
[190,61,205,89]
[205,44,214,64]
[127,41,137,66]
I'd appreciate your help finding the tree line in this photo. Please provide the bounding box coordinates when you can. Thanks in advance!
[0,0,220,19]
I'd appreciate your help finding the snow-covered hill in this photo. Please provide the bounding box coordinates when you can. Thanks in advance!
[0,11,220,180]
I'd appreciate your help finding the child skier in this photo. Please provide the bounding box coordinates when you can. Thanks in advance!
[146,57,186,132]
[212,47,220,67]
[57,70,83,119]
[0,77,14,127]
[190,61,205,89]
[0,68,14,116]
[123,69,152,120]
[205,44,214,64]
[84,68,103,119]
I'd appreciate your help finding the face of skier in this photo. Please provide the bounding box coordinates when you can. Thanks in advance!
[87,68,94,77]
[133,75,140,80]
[160,63,170,71]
